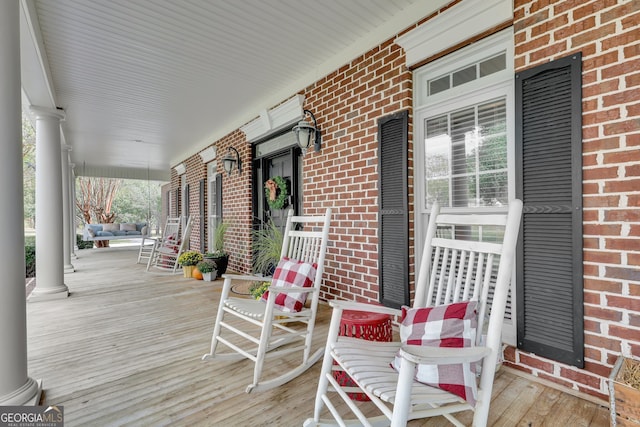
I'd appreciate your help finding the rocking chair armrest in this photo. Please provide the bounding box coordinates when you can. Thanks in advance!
[329,300,401,317]
[221,273,272,283]
[399,345,491,365]
[266,286,317,295]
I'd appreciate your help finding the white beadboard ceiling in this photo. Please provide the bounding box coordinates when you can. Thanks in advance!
[20,0,447,181]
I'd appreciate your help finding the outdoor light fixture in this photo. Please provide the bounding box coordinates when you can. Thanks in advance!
[292,109,321,153]
[222,146,241,176]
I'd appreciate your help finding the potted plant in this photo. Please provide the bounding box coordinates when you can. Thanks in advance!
[252,218,283,276]
[196,259,218,282]
[204,221,230,274]
[177,250,203,278]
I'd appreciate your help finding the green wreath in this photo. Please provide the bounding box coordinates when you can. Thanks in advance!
[265,176,289,210]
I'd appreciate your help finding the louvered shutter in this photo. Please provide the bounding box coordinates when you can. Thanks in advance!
[515,53,584,367]
[378,110,409,308]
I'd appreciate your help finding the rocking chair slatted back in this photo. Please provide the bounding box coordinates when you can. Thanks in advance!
[419,212,511,345]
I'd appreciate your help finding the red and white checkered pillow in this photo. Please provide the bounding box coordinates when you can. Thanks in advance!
[260,257,317,313]
[391,301,479,405]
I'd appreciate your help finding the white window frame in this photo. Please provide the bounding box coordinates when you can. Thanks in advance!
[413,28,517,344]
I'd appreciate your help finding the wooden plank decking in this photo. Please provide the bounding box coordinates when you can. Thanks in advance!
[26,245,610,426]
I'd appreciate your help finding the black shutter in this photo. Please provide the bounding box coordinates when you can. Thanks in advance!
[199,179,205,253]
[378,110,409,308]
[515,53,584,368]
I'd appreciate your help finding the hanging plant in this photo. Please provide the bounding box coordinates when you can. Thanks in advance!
[264,176,289,210]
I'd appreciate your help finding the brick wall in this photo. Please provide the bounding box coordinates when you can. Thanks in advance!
[299,38,413,303]
[509,0,640,401]
[171,129,253,274]
[168,0,639,403]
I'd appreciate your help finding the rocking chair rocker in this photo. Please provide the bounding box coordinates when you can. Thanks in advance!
[305,200,522,427]
[202,208,332,393]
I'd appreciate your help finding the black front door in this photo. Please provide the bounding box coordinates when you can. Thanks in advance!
[253,132,302,230]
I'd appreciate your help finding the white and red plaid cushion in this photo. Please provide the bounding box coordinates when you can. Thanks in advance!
[260,257,317,313]
[392,301,479,405]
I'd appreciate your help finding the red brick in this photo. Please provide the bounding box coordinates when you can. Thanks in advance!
[514,9,550,33]
[583,166,618,180]
[583,107,621,125]
[602,1,640,24]
[584,318,601,333]
[538,372,576,390]
[571,22,616,48]
[609,324,640,341]
[606,239,640,252]
[583,360,614,378]
[625,72,640,88]
[583,50,619,72]
[604,208,640,222]
[554,0,591,15]
[607,294,640,311]
[628,133,640,146]
[573,0,617,21]
[529,41,570,63]
[601,27,640,52]
[562,370,601,393]
[584,250,621,264]
[603,176,640,192]
[603,150,640,165]
[584,346,602,362]
[583,79,620,98]
[519,353,555,373]
[554,16,596,41]
[585,332,621,352]
[584,305,623,322]
[602,60,640,80]
[515,33,552,56]
[583,195,620,208]
[627,102,640,117]
[629,253,640,266]
[624,43,640,61]
[584,278,622,293]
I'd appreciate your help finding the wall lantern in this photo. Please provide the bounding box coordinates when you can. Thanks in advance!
[292,109,321,153]
[222,147,242,176]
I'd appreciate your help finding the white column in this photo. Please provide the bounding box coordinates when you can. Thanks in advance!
[0,0,42,406]
[29,106,69,300]
[61,145,74,272]
[70,163,78,258]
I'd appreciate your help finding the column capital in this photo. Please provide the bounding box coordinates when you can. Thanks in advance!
[29,106,65,121]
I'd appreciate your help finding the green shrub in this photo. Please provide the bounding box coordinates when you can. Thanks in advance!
[25,244,36,278]
[76,234,93,249]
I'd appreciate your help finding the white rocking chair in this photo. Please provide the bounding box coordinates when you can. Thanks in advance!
[146,216,193,274]
[137,216,180,265]
[305,200,522,427]
[202,208,332,393]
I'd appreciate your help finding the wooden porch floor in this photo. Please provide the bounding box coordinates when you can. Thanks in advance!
[26,246,610,426]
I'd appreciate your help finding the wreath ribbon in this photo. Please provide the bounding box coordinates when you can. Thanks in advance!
[265,176,288,209]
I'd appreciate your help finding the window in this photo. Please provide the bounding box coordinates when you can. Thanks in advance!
[414,28,516,343]
[424,98,508,209]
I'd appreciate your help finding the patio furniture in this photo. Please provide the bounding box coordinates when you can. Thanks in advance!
[304,200,523,427]
[146,216,193,274]
[202,208,332,393]
[137,216,181,265]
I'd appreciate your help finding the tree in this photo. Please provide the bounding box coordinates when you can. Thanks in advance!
[75,177,122,247]
[23,112,36,228]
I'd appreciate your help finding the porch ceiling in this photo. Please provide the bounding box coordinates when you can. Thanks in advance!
[20,0,446,181]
